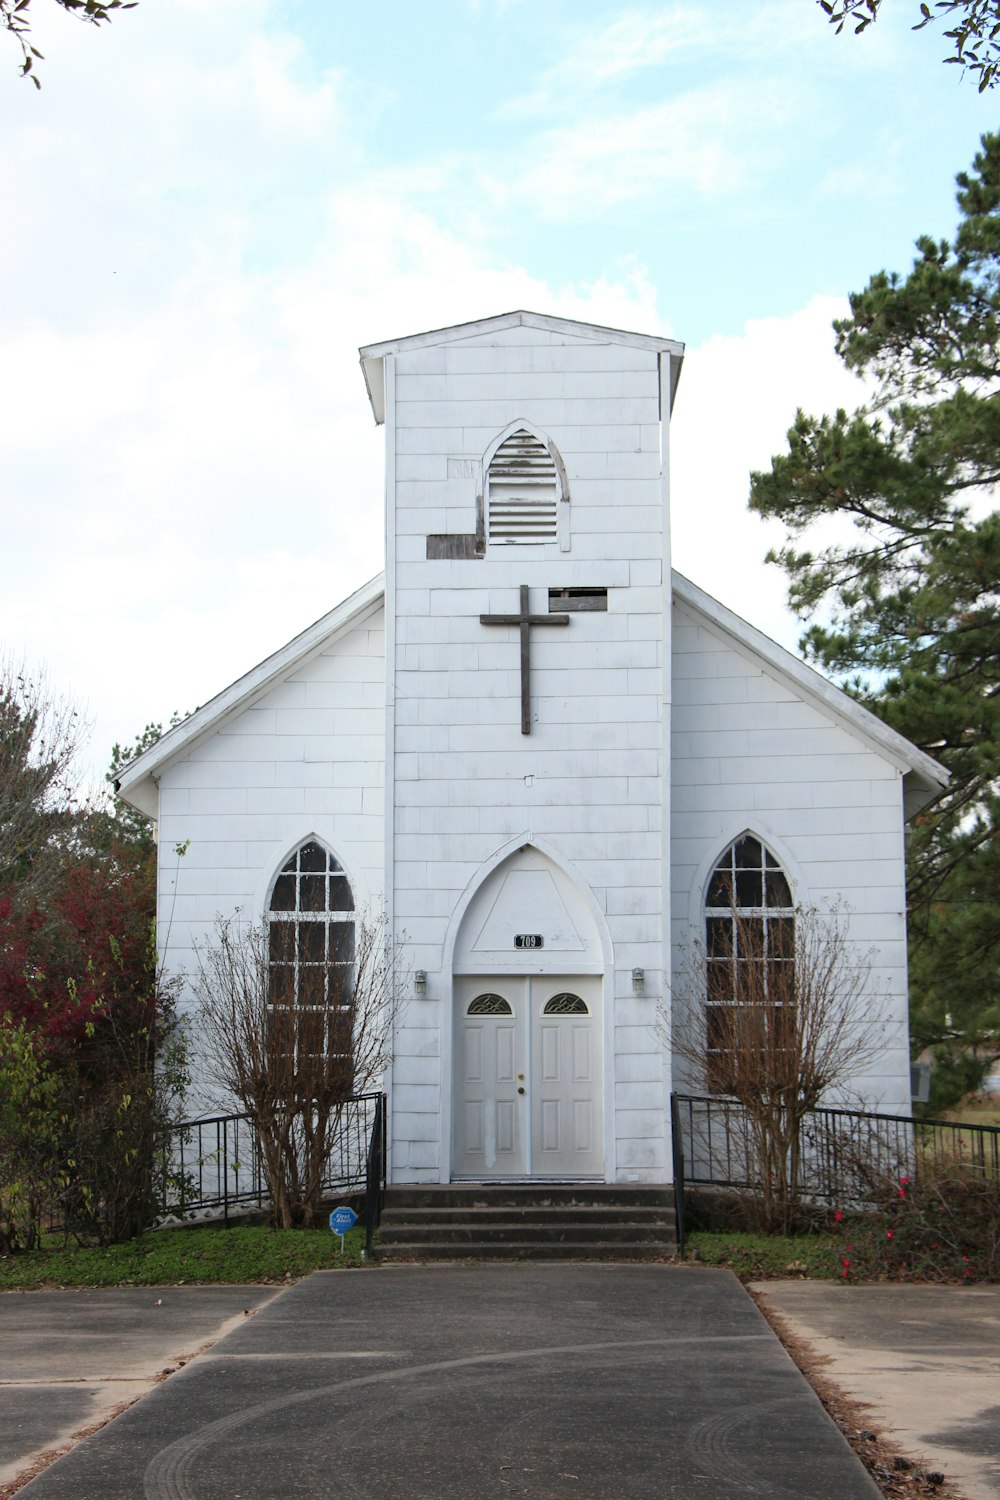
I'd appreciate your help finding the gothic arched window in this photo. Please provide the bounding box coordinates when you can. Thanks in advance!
[267,840,355,1082]
[703,835,795,1092]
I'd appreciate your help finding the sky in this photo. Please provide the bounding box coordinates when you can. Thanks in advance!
[0,0,993,790]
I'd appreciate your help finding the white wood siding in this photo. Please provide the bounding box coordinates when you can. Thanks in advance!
[387,325,671,1182]
[154,609,386,1110]
[670,600,912,1113]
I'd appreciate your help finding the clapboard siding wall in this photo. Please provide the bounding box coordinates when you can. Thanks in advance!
[386,322,673,1182]
[669,599,912,1114]
[154,607,386,1109]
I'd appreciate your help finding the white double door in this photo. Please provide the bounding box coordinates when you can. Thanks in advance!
[453,974,603,1179]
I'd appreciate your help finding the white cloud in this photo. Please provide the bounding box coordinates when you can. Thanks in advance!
[2,0,976,794]
[501,2,830,117]
[500,8,716,115]
[491,81,791,219]
[671,296,871,649]
[0,148,669,786]
[2,238,867,792]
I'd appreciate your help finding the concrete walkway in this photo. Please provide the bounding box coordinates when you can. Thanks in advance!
[755,1281,1000,1500]
[0,1286,277,1496]
[9,1265,881,1500]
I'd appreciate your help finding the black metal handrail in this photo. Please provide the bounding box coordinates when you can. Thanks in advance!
[671,1092,1000,1232]
[155,1091,386,1227]
[364,1092,387,1258]
[669,1092,687,1259]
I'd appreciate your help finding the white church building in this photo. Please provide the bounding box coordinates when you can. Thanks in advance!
[118,310,946,1187]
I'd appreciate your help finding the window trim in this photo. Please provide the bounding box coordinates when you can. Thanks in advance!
[481,420,570,553]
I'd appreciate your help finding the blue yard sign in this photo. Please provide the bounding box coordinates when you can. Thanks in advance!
[329,1206,358,1253]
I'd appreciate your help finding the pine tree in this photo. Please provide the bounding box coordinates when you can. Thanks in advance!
[750,133,1000,1110]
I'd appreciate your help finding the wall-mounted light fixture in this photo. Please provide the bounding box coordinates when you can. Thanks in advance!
[414,970,428,997]
[631,967,645,994]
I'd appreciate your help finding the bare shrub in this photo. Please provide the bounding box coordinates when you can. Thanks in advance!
[672,902,888,1233]
[836,1160,1000,1282]
[194,908,400,1228]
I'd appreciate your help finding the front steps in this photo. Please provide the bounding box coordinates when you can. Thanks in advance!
[376,1184,677,1262]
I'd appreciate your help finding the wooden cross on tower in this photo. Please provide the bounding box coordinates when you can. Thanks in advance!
[480,584,569,735]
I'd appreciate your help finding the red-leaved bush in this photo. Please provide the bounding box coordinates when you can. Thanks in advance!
[0,842,182,1248]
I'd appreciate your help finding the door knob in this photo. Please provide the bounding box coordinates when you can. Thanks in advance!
[517,1087,525,1095]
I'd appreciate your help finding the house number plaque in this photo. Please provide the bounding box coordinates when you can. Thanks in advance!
[514,934,543,949]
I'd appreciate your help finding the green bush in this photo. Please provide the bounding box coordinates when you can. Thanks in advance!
[0,1019,62,1253]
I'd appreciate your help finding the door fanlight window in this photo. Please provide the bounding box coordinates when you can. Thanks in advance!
[542,993,588,1014]
[467,993,513,1016]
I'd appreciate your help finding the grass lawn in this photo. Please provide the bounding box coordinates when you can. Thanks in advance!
[0,1222,369,1290]
[2,1225,924,1288]
[687,1231,840,1280]
[945,1094,1000,1129]
[0,1223,844,1288]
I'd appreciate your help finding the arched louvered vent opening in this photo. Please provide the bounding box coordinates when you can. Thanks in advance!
[487,429,559,544]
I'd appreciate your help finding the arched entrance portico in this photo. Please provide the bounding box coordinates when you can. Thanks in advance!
[450,846,606,1181]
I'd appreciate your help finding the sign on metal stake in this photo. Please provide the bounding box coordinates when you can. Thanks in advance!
[329,1205,358,1253]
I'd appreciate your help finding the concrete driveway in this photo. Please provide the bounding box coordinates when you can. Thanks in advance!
[9,1265,881,1500]
[0,1286,277,1496]
[754,1281,1000,1500]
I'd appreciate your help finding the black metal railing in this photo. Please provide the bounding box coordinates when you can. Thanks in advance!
[669,1092,688,1259]
[156,1092,387,1234]
[671,1092,1000,1231]
[364,1092,387,1257]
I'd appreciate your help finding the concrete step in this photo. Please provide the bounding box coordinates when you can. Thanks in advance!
[378,1204,675,1228]
[376,1185,677,1262]
[377,1239,676,1262]
[384,1185,673,1209]
[378,1220,674,1246]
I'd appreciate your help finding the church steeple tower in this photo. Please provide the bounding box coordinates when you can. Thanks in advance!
[360,310,684,1184]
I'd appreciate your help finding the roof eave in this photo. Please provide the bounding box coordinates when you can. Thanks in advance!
[359,310,684,426]
[361,353,386,424]
[672,570,950,810]
[116,572,387,815]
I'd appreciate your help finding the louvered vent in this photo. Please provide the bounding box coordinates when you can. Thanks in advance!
[487,430,559,544]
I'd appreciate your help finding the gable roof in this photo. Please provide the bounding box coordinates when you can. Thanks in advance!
[358,309,685,424]
[673,572,948,818]
[115,572,385,818]
[117,569,947,822]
